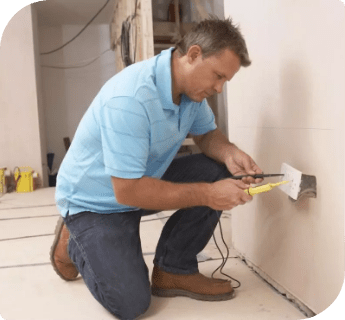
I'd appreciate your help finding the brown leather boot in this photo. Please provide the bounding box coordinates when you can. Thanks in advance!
[151,265,235,301]
[50,217,79,281]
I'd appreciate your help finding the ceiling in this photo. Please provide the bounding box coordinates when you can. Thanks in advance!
[33,0,116,26]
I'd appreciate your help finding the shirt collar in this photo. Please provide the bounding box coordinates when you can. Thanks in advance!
[155,48,179,112]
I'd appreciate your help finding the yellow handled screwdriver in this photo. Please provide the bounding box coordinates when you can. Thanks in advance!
[244,181,289,196]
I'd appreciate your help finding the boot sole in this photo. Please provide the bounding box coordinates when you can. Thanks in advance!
[50,216,79,281]
[151,287,236,301]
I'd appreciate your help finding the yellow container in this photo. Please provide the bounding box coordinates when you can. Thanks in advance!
[0,168,5,193]
[14,166,35,193]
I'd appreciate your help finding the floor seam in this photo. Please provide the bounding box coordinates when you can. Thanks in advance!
[0,234,54,242]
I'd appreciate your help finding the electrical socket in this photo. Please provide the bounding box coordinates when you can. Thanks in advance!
[278,163,302,200]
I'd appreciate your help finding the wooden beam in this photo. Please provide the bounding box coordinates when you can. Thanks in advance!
[174,0,180,37]
[153,22,195,38]
[111,0,154,73]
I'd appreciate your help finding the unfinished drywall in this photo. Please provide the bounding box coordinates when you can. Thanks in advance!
[38,23,116,172]
[0,5,47,187]
[225,0,344,315]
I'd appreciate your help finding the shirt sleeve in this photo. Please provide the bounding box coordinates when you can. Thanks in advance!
[98,97,150,179]
[189,99,217,135]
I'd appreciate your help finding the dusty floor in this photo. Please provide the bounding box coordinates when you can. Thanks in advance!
[0,188,306,320]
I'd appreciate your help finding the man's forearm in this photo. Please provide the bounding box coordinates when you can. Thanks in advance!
[192,128,237,164]
[112,176,210,210]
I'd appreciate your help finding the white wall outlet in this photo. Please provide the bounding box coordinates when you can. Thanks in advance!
[279,163,302,200]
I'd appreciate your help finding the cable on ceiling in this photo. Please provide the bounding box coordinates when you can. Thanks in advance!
[40,0,111,55]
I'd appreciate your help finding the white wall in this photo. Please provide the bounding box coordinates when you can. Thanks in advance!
[0,4,117,184]
[0,5,47,186]
[32,5,48,187]
[38,24,116,171]
[225,0,344,315]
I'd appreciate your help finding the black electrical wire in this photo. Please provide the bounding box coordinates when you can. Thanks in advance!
[121,20,132,66]
[200,257,239,263]
[41,49,112,69]
[121,0,139,67]
[40,0,111,55]
[133,0,138,63]
[211,211,242,289]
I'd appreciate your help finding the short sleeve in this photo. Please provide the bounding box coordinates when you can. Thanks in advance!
[98,97,150,179]
[189,99,217,135]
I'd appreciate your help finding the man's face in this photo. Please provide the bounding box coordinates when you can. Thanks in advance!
[183,48,241,102]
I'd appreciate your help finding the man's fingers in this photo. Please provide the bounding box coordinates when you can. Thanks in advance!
[232,179,250,189]
[242,158,256,175]
[253,163,263,175]
[243,158,264,182]
[234,180,253,202]
[242,176,255,184]
[239,197,250,205]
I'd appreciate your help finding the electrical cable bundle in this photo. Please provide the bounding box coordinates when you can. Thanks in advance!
[121,20,133,67]
[120,0,138,67]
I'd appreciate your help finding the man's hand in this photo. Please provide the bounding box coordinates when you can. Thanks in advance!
[206,179,253,211]
[192,129,263,185]
[225,147,263,185]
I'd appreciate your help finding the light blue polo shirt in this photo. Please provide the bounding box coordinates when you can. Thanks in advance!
[55,48,217,217]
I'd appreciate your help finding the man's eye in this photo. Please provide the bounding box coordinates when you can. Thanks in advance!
[216,74,222,79]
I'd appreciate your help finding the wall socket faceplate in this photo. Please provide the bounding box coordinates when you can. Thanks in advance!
[279,163,302,200]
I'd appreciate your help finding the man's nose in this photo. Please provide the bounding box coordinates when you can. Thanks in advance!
[214,82,223,94]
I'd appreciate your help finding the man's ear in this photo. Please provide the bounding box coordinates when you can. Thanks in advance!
[186,45,202,64]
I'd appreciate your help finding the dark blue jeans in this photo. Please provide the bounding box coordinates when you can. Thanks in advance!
[63,154,231,320]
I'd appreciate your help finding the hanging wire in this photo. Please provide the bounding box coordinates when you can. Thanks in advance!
[40,0,111,55]
[121,20,132,66]
[120,0,139,67]
[41,49,112,69]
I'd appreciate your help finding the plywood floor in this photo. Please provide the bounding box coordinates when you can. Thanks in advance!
[0,188,306,320]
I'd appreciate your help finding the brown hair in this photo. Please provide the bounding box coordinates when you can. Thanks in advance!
[176,16,251,67]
